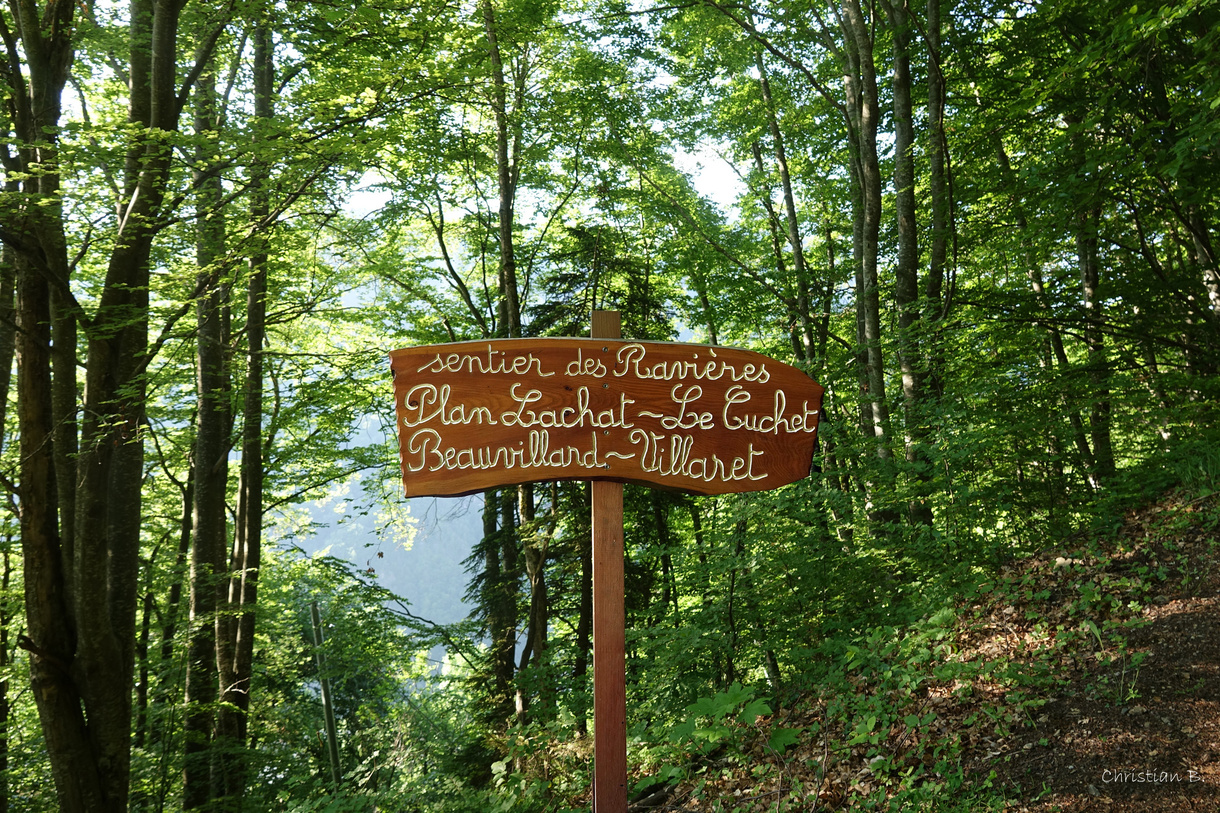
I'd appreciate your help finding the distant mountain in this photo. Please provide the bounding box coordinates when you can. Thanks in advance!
[294,489,483,627]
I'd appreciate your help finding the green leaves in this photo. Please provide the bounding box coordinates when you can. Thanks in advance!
[766,726,803,754]
[668,682,773,754]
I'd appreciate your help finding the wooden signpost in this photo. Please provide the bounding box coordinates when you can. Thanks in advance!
[390,312,824,812]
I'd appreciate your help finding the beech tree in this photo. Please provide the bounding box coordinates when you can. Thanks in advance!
[3,1,233,807]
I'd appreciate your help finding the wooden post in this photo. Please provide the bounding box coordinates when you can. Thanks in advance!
[390,310,825,810]
[591,310,627,812]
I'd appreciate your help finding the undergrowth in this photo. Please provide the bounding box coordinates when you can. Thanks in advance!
[479,487,1218,812]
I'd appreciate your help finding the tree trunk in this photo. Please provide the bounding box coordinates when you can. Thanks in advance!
[885,0,935,527]
[924,0,950,408]
[1078,209,1115,482]
[841,0,894,472]
[572,485,593,734]
[0,196,14,451]
[482,0,521,338]
[840,0,898,534]
[756,51,817,361]
[9,0,129,807]
[516,483,548,726]
[216,17,273,806]
[7,0,219,807]
[0,217,13,813]
[478,490,517,724]
[183,50,230,810]
[749,141,800,358]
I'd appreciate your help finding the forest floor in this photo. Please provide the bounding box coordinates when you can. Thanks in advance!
[641,490,1220,812]
[957,490,1220,813]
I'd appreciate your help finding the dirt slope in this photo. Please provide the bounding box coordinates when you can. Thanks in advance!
[641,492,1219,812]
[980,494,1220,812]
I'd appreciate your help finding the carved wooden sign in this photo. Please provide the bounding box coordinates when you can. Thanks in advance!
[389,338,824,497]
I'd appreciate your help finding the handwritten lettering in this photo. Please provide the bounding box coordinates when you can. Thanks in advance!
[404,428,610,474]
[613,344,770,384]
[416,345,555,378]
[639,384,714,430]
[499,385,636,430]
[400,383,497,428]
[565,347,607,377]
[391,338,823,496]
[630,429,767,483]
[721,386,819,434]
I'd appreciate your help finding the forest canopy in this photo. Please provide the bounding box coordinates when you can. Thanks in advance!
[1,0,1217,810]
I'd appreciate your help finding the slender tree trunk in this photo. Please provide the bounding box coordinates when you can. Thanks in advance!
[216,18,273,806]
[888,0,919,404]
[161,473,194,670]
[184,50,230,810]
[8,1,221,807]
[0,208,14,450]
[1078,209,1115,482]
[683,499,712,622]
[821,432,856,545]
[499,490,519,692]
[884,0,935,528]
[1165,221,1219,378]
[75,3,190,805]
[474,1,528,739]
[925,0,949,336]
[478,490,516,723]
[18,247,102,813]
[482,0,521,338]
[133,591,153,750]
[572,485,593,734]
[516,483,548,726]
[0,548,7,813]
[0,230,12,813]
[817,219,836,371]
[921,0,951,465]
[757,51,817,360]
[841,0,899,534]
[1190,210,1220,320]
[8,0,138,806]
[653,495,678,623]
[749,141,801,358]
[841,0,895,478]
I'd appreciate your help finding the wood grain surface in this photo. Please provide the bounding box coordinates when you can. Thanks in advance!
[390,338,824,497]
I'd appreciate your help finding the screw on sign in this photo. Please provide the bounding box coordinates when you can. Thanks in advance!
[389,312,824,812]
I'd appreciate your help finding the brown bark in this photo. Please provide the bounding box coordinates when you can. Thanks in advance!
[516,483,545,726]
[884,0,934,527]
[183,52,229,810]
[0,198,14,451]
[5,0,222,808]
[7,0,117,807]
[481,489,517,723]
[1078,210,1115,482]
[482,0,522,338]
[217,17,274,806]
[925,0,948,321]
[17,233,103,812]
[839,0,900,534]
[572,485,593,735]
[0,203,13,813]
[841,0,893,468]
[756,51,817,361]
[749,141,800,358]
